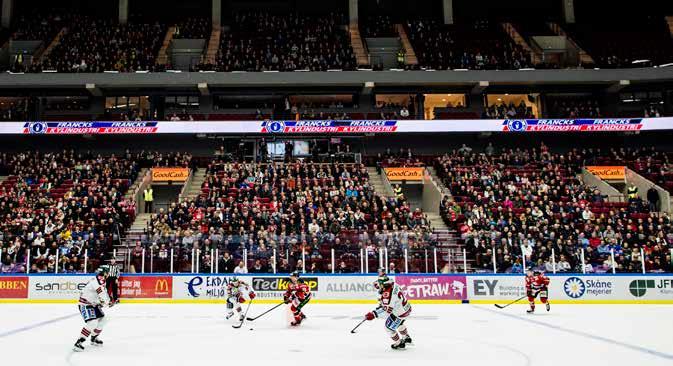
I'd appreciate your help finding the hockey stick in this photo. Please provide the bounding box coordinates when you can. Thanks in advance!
[232,300,254,329]
[246,301,285,321]
[494,291,539,309]
[350,319,367,334]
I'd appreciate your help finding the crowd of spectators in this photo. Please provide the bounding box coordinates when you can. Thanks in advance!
[435,144,673,273]
[0,99,29,121]
[19,16,166,73]
[173,17,211,40]
[362,15,397,38]
[10,13,65,42]
[483,100,534,119]
[196,12,356,72]
[407,19,532,70]
[141,159,435,273]
[587,146,673,202]
[0,150,197,273]
[546,97,602,118]
[568,17,673,69]
[0,150,143,273]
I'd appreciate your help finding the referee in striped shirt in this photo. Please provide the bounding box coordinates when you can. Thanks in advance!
[104,258,121,303]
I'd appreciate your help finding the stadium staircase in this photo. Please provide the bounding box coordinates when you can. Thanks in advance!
[424,167,473,272]
[157,26,176,65]
[181,168,207,201]
[349,23,371,67]
[547,22,594,65]
[666,16,673,37]
[366,166,395,197]
[204,27,221,65]
[395,24,418,66]
[37,27,67,62]
[501,22,542,65]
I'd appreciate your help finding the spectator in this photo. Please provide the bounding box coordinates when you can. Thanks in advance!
[233,260,248,274]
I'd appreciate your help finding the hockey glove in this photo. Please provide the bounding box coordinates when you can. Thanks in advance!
[365,312,376,321]
[248,292,256,300]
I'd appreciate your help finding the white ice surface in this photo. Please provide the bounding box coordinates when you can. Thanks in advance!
[1,303,673,366]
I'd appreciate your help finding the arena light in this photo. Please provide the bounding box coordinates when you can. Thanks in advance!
[41,70,57,73]
[166,70,182,73]
[7,71,24,75]
[356,68,373,71]
[631,59,650,64]
[263,70,280,73]
[103,70,119,73]
[518,68,535,71]
[658,63,673,68]
[453,69,468,71]
[135,70,149,74]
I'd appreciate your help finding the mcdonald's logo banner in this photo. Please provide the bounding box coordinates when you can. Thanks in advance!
[120,276,173,298]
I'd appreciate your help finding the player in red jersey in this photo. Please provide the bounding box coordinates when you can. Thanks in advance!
[525,270,550,313]
[283,271,312,326]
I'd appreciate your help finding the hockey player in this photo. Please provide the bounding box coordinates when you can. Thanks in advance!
[525,270,550,313]
[365,270,412,350]
[226,277,256,321]
[283,271,311,326]
[74,267,114,351]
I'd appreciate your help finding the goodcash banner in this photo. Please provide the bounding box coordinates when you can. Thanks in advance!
[3,117,673,135]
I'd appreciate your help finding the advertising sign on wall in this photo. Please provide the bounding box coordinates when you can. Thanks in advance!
[151,167,189,182]
[585,166,626,180]
[28,275,89,299]
[0,277,29,298]
[384,167,424,181]
[120,276,172,298]
[395,275,467,300]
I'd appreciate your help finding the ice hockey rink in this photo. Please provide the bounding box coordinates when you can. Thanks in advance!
[1,303,673,366]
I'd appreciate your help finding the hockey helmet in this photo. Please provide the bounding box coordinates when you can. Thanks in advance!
[290,271,300,278]
[95,267,109,277]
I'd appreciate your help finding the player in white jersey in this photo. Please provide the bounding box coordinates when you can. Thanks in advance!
[74,267,114,351]
[364,269,413,349]
[225,277,256,321]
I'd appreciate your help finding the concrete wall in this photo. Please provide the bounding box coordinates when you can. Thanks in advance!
[580,169,623,202]
[422,169,443,214]
[625,168,671,213]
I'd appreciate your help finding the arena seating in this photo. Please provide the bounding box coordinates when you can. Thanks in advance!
[567,17,673,68]
[144,160,434,273]
[361,15,397,38]
[0,151,194,273]
[26,16,166,73]
[173,17,211,40]
[406,19,532,70]
[545,96,602,118]
[484,101,534,119]
[199,12,356,72]
[434,145,672,273]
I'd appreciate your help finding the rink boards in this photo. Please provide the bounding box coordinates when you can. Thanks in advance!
[1,273,673,304]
